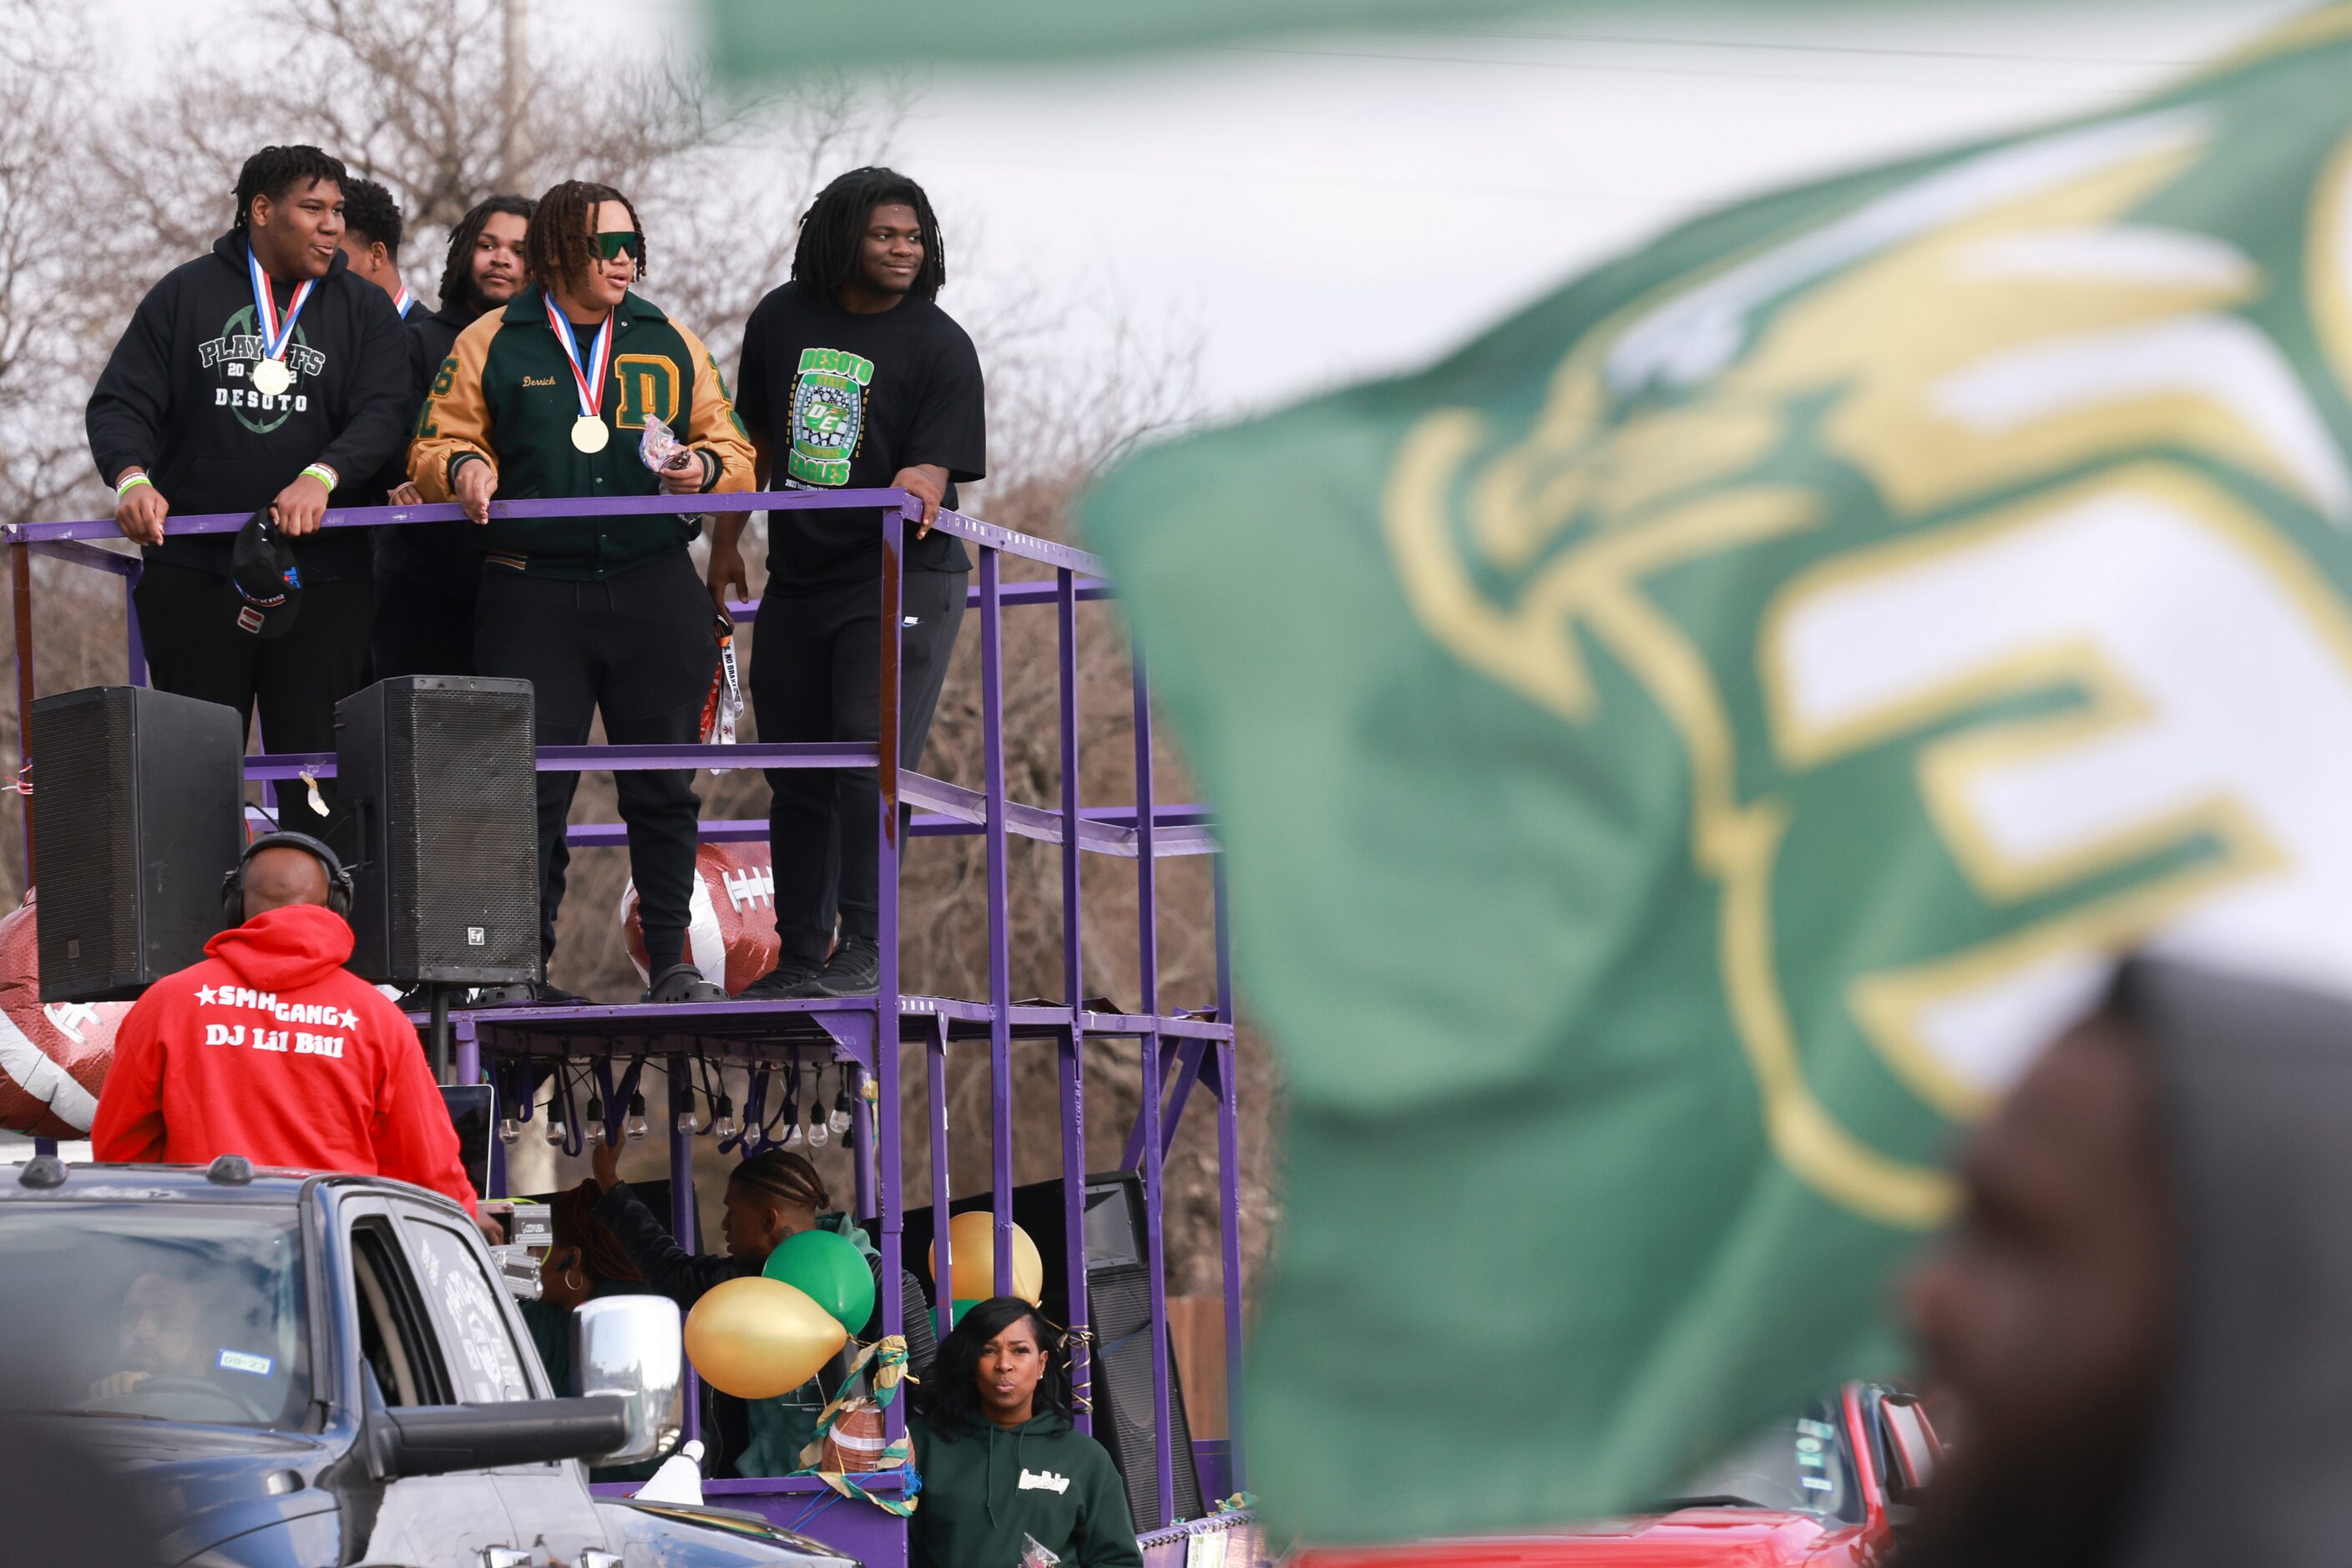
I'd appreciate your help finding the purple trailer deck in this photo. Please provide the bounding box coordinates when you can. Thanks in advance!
[5,490,1257,1568]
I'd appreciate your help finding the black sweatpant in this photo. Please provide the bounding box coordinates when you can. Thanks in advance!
[751,569,966,965]
[372,570,478,680]
[473,550,716,974]
[133,559,373,838]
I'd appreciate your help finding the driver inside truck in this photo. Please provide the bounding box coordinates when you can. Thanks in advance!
[90,1268,215,1399]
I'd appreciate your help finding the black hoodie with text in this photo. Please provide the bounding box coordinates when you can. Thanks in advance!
[911,1408,1142,1568]
[2109,959,2352,1568]
[85,229,411,579]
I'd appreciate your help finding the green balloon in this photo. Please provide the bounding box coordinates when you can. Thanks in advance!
[951,1299,982,1328]
[762,1230,876,1336]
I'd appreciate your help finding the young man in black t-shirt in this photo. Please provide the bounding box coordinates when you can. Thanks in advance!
[712,167,985,999]
[86,144,410,838]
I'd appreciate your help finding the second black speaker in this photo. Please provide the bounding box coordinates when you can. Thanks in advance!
[336,676,539,986]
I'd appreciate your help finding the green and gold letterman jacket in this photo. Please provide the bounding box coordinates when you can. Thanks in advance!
[408,285,755,579]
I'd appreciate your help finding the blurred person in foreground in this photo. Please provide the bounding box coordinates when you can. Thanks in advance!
[1900,958,2351,1568]
[0,1402,172,1568]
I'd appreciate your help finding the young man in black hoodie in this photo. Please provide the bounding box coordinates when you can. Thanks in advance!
[713,167,986,1000]
[372,193,534,680]
[336,178,420,323]
[86,144,410,837]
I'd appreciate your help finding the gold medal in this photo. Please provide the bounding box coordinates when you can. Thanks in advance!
[546,296,616,459]
[244,245,313,402]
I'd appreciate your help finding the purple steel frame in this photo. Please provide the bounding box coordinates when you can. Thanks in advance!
[3,488,1249,1565]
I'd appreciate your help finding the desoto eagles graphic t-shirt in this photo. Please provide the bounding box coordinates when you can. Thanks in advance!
[734,280,986,589]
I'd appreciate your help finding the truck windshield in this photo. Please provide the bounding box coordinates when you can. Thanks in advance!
[0,1203,309,1430]
[1663,1399,1863,1523]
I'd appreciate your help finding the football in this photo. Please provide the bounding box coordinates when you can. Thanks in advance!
[619,842,783,995]
[0,890,130,1137]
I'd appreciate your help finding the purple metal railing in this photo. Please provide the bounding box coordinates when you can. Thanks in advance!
[3,488,1247,1565]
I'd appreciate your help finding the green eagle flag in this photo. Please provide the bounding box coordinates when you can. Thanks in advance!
[1082,8,2352,1545]
[704,0,1546,73]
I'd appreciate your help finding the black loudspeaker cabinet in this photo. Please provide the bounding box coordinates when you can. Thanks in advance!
[1090,1259,1206,1528]
[898,1172,1202,1525]
[336,676,539,986]
[32,685,244,1002]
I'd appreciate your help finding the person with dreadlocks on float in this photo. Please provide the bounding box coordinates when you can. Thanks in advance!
[373,192,535,681]
[714,166,988,1000]
[409,180,754,1006]
[588,1139,940,1478]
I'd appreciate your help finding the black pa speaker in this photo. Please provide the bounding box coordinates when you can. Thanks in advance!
[1090,1260,1206,1528]
[900,1172,1203,1525]
[31,685,244,1001]
[335,676,539,986]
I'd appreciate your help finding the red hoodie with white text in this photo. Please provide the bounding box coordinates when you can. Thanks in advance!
[92,903,478,1214]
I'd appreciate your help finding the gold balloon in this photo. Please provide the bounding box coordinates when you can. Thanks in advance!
[684,1277,848,1399]
[929,1211,1044,1306]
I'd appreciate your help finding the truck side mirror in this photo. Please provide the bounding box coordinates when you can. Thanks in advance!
[1880,1392,1941,1506]
[378,1397,630,1479]
[574,1294,685,1466]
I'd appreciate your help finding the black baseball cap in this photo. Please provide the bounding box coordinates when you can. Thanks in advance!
[226,508,302,639]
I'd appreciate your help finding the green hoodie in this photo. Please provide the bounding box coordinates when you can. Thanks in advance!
[911,1409,1142,1568]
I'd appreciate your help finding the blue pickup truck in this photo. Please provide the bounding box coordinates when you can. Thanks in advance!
[0,1154,856,1568]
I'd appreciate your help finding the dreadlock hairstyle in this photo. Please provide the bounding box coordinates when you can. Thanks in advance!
[232,145,348,232]
[918,1297,1071,1431]
[550,1177,644,1285]
[340,177,403,258]
[728,1147,830,1213]
[791,166,946,306]
[526,180,645,300]
[437,193,537,315]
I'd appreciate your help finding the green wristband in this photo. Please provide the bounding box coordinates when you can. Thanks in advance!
[114,473,152,502]
[301,463,338,493]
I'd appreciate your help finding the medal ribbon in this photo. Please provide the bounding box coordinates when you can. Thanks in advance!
[246,245,316,369]
[392,284,413,318]
[544,293,614,426]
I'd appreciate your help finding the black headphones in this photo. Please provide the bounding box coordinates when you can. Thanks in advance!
[221,831,355,928]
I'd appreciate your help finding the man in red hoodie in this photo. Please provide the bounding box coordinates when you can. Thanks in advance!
[92,833,481,1219]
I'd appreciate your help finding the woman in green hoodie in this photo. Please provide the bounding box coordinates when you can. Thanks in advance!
[912,1297,1142,1568]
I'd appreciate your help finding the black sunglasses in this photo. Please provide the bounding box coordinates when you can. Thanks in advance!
[594,230,644,262]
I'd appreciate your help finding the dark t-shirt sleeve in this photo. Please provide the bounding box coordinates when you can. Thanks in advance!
[734,296,773,439]
[594,1181,735,1308]
[903,326,986,484]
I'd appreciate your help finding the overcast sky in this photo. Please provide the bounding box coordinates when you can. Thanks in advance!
[89,1,2308,418]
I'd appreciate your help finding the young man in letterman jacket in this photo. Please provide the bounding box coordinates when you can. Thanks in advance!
[86,144,409,837]
[409,181,755,1004]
